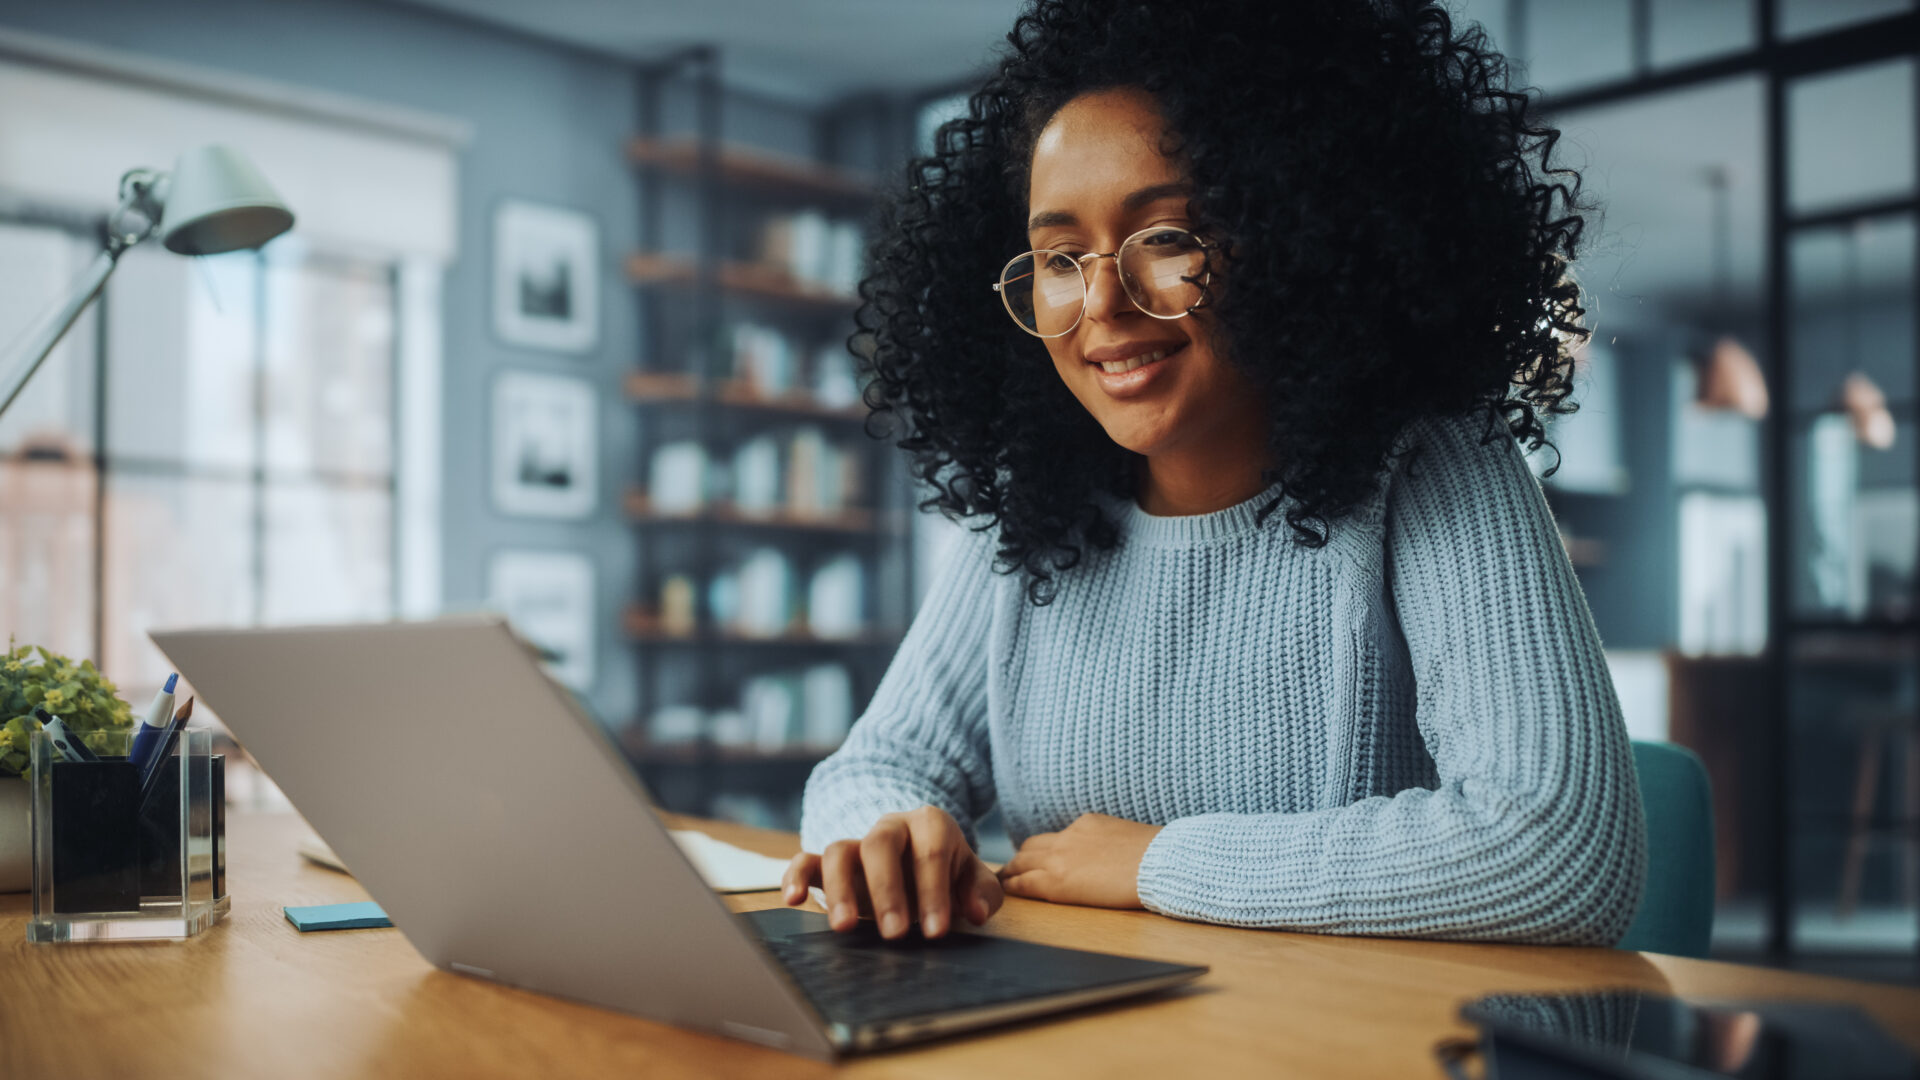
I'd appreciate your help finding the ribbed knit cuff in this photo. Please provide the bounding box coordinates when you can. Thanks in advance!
[798,774,980,855]
[800,789,918,854]
[1134,816,1215,921]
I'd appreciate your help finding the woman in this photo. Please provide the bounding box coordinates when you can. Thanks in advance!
[781,0,1645,945]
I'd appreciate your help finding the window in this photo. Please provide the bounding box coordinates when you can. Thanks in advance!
[0,220,399,703]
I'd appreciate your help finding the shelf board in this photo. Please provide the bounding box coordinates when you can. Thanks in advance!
[626,136,875,203]
[1785,616,1920,634]
[625,491,903,536]
[624,608,901,649]
[625,252,860,311]
[624,372,869,423]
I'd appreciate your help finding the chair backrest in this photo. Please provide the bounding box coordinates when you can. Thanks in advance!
[1616,740,1716,958]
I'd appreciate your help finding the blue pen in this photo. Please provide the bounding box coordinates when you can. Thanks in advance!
[138,697,194,803]
[130,674,178,773]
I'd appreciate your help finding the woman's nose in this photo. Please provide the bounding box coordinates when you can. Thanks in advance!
[1080,256,1134,326]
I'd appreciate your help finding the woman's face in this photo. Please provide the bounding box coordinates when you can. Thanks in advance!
[1025,88,1263,462]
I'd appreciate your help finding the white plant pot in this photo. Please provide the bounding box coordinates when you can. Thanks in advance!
[0,776,28,892]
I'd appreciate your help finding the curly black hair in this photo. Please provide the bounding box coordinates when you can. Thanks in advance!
[856,0,1590,603]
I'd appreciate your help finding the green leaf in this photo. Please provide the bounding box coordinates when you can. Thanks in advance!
[0,643,136,739]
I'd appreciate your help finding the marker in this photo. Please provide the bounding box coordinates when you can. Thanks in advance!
[34,707,99,763]
[137,697,194,803]
[130,674,179,773]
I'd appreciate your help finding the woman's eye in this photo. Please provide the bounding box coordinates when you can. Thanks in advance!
[1042,252,1080,272]
[1139,229,1192,249]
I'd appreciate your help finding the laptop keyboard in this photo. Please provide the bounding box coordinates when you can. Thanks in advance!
[762,932,1059,1026]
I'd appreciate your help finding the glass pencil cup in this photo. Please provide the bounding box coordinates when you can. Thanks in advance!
[27,727,229,943]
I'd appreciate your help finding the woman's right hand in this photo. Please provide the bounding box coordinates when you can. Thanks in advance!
[781,805,1004,940]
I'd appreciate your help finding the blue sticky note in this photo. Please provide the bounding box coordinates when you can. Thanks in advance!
[284,901,392,931]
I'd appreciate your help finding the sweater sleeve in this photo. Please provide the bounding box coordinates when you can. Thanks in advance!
[799,526,999,854]
[1134,414,1647,944]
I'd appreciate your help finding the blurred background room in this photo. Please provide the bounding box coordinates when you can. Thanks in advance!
[0,0,1913,984]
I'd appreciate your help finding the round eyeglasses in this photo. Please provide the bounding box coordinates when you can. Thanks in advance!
[991,226,1212,339]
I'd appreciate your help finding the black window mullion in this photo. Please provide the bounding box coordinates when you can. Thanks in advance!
[388,262,402,619]
[251,250,268,626]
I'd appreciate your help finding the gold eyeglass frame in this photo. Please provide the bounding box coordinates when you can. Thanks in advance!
[990,225,1214,339]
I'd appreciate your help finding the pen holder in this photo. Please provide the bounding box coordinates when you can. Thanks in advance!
[27,728,229,943]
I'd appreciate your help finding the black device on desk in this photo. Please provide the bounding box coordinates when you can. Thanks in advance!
[152,617,1205,1059]
[1443,989,1918,1080]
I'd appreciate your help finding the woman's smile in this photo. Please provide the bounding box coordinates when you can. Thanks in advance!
[1085,339,1185,397]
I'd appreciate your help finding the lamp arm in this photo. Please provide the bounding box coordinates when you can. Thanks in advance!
[0,168,164,422]
[0,249,121,420]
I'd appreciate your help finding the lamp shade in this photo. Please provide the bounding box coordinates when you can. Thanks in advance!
[159,145,295,255]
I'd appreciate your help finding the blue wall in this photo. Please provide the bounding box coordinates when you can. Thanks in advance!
[1548,335,1681,650]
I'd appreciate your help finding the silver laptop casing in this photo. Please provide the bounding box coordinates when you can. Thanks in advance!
[155,616,840,1058]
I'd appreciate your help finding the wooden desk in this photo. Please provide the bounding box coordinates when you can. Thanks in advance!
[4,813,1917,1078]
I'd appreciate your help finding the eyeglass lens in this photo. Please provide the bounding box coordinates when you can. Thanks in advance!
[1000,228,1207,336]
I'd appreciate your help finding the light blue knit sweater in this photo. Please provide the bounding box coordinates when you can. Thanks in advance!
[801,414,1646,944]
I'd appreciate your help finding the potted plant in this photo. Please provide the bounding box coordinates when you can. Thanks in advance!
[0,642,135,890]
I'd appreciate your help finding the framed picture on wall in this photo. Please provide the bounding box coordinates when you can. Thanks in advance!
[492,369,597,519]
[492,200,600,354]
[486,549,596,693]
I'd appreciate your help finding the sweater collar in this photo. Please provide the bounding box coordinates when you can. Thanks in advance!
[1109,481,1290,545]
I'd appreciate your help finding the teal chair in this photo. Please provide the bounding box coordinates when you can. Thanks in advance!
[1616,740,1716,958]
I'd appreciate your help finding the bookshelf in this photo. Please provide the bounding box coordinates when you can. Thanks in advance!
[625,372,869,423]
[625,492,905,538]
[622,253,861,311]
[624,135,874,206]
[626,53,912,827]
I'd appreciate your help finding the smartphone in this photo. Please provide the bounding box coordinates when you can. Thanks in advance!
[1456,989,1915,1079]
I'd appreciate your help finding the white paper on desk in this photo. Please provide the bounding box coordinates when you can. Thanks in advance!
[670,830,792,893]
[302,826,787,894]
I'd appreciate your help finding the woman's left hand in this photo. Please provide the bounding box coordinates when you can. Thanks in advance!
[998,813,1163,909]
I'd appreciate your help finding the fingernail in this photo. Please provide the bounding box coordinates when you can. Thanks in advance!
[923,913,943,936]
[881,911,905,937]
[832,903,852,926]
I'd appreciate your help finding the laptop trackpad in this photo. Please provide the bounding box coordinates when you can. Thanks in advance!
[742,906,832,940]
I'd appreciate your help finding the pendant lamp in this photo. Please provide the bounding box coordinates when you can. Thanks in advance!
[1836,223,1894,450]
[1695,166,1769,420]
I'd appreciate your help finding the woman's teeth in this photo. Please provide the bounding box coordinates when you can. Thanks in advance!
[1098,349,1166,374]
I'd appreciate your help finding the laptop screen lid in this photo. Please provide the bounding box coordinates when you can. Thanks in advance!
[152,615,835,1058]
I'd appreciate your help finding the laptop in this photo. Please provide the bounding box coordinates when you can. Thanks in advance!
[152,616,1206,1058]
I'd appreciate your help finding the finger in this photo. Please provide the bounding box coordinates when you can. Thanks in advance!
[782,853,820,906]
[820,841,864,932]
[999,843,1040,879]
[980,870,1005,920]
[860,820,912,939]
[908,816,960,937]
[953,856,1005,925]
[999,871,1045,900]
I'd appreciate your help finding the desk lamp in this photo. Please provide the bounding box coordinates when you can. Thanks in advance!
[0,144,294,420]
